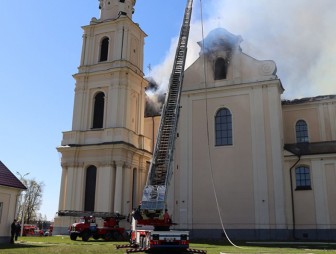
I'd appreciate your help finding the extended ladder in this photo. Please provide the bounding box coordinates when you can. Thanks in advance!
[57,210,125,219]
[141,0,193,213]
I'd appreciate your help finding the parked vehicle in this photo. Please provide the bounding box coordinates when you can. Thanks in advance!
[44,229,52,236]
[58,210,126,241]
[22,225,36,236]
[34,229,44,236]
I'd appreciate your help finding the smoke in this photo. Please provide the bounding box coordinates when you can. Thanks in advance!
[145,78,166,117]
[148,0,336,100]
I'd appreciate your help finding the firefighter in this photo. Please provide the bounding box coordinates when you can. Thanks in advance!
[133,205,142,221]
[163,209,170,224]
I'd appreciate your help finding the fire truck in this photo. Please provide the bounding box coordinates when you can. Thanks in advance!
[57,210,126,242]
[118,0,206,253]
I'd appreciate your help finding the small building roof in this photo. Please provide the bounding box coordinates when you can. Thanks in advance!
[284,141,336,156]
[0,161,27,190]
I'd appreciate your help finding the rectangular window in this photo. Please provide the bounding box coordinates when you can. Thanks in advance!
[295,166,312,190]
[0,202,3,224]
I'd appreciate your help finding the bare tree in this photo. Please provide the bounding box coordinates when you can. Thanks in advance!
[17,179,44,224]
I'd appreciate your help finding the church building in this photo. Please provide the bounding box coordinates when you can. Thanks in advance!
[54,0,336,240]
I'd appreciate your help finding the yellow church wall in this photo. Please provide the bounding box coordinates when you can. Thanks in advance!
[283,99,336,144]
[190,95,256,229]
[325,163,336,226]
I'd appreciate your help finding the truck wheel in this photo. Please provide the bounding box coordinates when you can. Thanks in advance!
[122,231,129,241]
[113,231,122,241]
[92,233,100,240]
[82,230,90,242]
[70,232,78,241]
[105,232,113,241]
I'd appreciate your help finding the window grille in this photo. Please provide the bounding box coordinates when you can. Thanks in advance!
[296,120,309,143]
[295,166,312,190]
[215,108,233,146]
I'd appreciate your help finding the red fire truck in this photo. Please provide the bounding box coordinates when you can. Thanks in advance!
[58,210,126,241]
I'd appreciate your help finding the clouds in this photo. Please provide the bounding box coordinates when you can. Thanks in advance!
[149,0,336,99]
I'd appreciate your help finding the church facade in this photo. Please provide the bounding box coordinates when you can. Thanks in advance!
[54,1,336,240]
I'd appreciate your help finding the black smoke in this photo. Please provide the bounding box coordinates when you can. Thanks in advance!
[144,77,166,117]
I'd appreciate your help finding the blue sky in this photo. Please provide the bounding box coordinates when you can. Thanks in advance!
[1,0,335,220]
[0,0,187,221]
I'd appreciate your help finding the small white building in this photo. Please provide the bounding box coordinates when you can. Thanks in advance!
[0,161,26,244]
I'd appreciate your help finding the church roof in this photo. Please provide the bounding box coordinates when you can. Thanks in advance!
[282,95,336,105]
[0,161,27,190]
[197,28,243,52]
[284,141,336,156]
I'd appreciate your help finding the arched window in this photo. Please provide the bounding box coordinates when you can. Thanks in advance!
[295,166,311,190]
[296,120,309,143]
[84,165,97,211]
[99,37,109,62]
[92,92,105,129]
[214,57,228,80]
[215,108,233,146]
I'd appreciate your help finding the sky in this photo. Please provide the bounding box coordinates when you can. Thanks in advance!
[0,0,335,221]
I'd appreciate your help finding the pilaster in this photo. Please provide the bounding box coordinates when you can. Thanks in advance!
[95,164,114,212]
[122,165,132,214]
[114,162,124,213]
[58,166,67,211]
[64,166,75,210]
[250,87,270,229]
[312,160,330,229]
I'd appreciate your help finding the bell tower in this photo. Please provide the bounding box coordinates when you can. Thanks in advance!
[99,0,135,21]
[54,0,151,234]
[73,0,146,132]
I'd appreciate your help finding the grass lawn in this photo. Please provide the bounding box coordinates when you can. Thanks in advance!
[1,236,336,254]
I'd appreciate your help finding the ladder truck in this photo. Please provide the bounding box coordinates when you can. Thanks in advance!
[119,0,206,253]
[57,210,126,242]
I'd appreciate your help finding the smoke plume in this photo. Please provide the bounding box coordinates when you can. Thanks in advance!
[147,0,336,100]
[145,78,166,117]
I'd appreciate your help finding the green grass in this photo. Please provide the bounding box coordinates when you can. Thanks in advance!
[1,236,336,254]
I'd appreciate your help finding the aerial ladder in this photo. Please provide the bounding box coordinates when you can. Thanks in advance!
[118,0,206,253]
[141,0,192,219]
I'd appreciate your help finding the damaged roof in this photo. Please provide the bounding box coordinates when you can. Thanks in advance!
[197,27,243,52]
[0,161,27,190]
[284,141,336,156]
[282,95,336,105]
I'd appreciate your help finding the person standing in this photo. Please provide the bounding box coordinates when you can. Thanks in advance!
[163,209,170,224]
[15,221,21,241]
[10,219,17,244]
